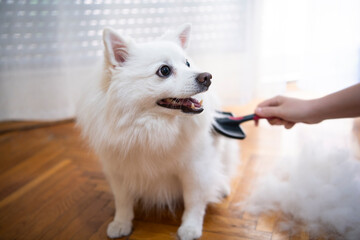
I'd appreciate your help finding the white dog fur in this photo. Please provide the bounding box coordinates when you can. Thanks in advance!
[77,24,238,240]
[243,141,360,239]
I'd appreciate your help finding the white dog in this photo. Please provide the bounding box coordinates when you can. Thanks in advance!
[77,24,238,240]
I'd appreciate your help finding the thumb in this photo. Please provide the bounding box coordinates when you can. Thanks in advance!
[255,106,280,118]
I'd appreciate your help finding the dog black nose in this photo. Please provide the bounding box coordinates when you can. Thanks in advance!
[196,72,212,87]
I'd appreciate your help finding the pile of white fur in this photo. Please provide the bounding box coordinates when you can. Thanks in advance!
[244,141,360,239]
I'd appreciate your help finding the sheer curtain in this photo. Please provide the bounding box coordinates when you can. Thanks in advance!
[0,0,257,121]
[300,0,360,93]
[256,0,360,97]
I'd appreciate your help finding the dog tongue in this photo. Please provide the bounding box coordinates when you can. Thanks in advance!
[182,98,201,108]
[180,98,203,114]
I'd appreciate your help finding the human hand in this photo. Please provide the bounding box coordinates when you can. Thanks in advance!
[255,96,319,129]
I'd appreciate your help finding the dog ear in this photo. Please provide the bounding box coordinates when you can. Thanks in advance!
[103,28,129,67]
[162,23,191,49]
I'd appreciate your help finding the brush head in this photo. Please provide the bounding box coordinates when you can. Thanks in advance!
[213,111,246,139]
[213,119,246,139]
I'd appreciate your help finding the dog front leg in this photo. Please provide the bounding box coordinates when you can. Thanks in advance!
[178,178,207,240]
[106,175,134,239]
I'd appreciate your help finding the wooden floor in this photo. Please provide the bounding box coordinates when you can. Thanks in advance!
[0,101,359,240]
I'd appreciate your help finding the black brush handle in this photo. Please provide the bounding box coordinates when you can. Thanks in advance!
[225,113,256,124]
[215,113,266,125]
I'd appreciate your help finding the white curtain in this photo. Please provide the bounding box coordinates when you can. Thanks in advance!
[0,0,256,121]
[256,0,360,97]
[300,0,360,93]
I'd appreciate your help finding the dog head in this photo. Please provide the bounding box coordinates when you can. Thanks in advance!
[102,24,212,116]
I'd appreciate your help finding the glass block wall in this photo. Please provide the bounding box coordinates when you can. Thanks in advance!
[0,0,249,71]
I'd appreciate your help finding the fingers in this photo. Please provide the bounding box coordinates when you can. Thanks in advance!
[284,122,295,129]
[257,95,283,108]
[268,118,283,125]
[255,96,284,118]
[268,118,295,129]
[255,106,280,118]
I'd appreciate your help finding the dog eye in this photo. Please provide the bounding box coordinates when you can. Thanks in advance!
[157,65,172,78]
[186,60,190,67]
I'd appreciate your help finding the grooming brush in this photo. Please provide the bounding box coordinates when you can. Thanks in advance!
[213,112,267,139]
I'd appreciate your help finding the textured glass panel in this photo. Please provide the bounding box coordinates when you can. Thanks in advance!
[0,0,248,70]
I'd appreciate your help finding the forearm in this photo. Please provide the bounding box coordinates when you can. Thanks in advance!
[308,83,360,122]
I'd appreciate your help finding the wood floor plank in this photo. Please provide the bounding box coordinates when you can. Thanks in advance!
[203,215,272,239]
[290,230,309,240]
[242,212,258,221]
[272,228,290,240]
[0,131,52,174]
[0,159,77,225]
[2,163,85,240]
[202,231,251,240]
[51,192,108,240]
[37,189,102,240]
[256,213,278,232]
[130,220,180,240]
[89,200,114,240]
[0,142,65,198]
[0,159,71,208]
[203,215,257,232]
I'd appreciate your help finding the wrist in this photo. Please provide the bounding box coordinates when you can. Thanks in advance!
[306,98,325,123]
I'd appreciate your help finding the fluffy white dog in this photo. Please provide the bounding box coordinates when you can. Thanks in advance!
[77,24,238,240]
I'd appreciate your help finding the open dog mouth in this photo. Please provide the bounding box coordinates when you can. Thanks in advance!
[156,97,204,114]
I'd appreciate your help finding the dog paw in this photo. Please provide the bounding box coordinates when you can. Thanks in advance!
[106,220,132,239]
[177,225,202,240]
